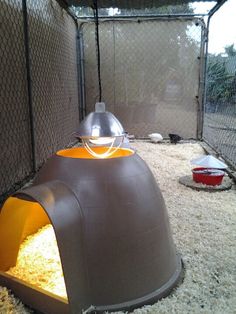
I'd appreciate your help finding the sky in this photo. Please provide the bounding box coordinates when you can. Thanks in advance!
[193,0,236,54]
[208,0,236,54]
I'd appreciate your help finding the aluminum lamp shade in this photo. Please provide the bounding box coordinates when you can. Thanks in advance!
[75,102,125,158]
[75,111,125,139]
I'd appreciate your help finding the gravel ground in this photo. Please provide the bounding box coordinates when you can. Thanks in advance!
[1,141,236,314]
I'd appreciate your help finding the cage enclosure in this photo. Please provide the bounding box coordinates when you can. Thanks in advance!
[0,146,182,313]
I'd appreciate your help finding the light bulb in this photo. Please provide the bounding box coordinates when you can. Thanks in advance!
[82,136,124,159]
[89,137,114,145]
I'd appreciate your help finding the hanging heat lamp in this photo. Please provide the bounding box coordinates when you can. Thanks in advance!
[0,2,183,313]
[75,102,126,158]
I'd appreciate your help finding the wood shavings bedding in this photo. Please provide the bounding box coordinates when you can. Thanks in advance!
[1,141,236,314]
[6,225,67,299]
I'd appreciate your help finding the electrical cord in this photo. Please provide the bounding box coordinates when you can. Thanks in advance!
[92,0,102,102]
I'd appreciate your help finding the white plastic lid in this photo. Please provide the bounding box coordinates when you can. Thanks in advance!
[190,155,227,169]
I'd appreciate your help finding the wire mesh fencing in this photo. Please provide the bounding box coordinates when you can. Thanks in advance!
[1,0,234,204]
[203,55,236,169]
[27,0,79,168]
[80,18,203,138]
[203,0,236,170]
[0,0,79,202]
[0,0,33,200]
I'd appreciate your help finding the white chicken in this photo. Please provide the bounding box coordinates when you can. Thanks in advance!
[148,133,163,143]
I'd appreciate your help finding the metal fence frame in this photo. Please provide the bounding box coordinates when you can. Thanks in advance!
[77,16,207,139]
[202,0,236,171]
[1,0,235,203]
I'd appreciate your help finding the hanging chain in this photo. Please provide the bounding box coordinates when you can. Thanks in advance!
[93,0,102,102]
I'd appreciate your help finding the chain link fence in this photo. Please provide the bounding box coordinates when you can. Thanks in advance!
[80,18,203,138]
[203,62,236,169]
[27,0,79,168]
[203,3,236,169]
[0,0,32,201]
[1,1,235,202]
[0,0,79,202]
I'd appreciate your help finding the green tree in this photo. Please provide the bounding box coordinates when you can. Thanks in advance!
[118,3,193,15]
[206,57,232,103]
[73,3,194,17]
[206,47,235,109]
[224,44,236,57]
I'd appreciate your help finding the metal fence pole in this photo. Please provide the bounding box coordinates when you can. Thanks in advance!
[22,0,36,173]
[197,19,208,139]
[77,23,87,120]
[202,16,210,132]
